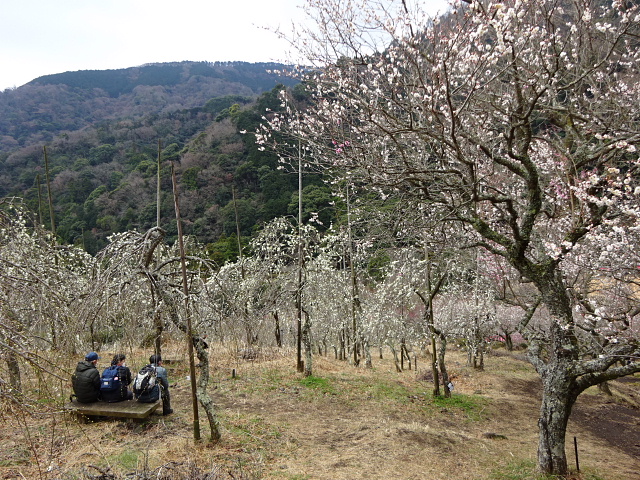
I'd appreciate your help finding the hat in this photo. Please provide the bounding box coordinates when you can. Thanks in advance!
[85,352,100,361]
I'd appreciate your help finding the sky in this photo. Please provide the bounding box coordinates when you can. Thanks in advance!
[0,0,450,92]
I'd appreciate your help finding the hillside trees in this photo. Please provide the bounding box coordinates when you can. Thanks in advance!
[262,0,640,475]
[0,62,298,155]
[0,86,315,253]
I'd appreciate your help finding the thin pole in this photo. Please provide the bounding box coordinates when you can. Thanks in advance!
[347,186,358,366]
[171,162,201,442]
[425,247,440,396]
[296,140,304,372]
[155,140,163,355]
[232,186,244,275]
[36,174,43,227]
[574,436,580,472]
[157,140,162,228]
[43,146,56,237]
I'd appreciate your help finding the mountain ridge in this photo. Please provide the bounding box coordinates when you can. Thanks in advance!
[0,61,321,256]
[0,61,298,155]
[26,61,297,97]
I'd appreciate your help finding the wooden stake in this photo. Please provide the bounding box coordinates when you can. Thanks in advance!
[171,162,201,442]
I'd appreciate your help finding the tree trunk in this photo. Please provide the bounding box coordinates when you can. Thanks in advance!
[437,333,451,398]
[194,335,221,444]
[504,333,513,351]
[537,366,579,476]
[363,338,372,368]
[529,272,581,476]
[401,341,411,370]
[430,332,440,396]
[303,310,312,377]
[273,311,282,348]
[7,352,21,393]
[153,273,220,443]
[389,344,402,373]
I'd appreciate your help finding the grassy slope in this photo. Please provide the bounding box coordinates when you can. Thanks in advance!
[0,345,638,480]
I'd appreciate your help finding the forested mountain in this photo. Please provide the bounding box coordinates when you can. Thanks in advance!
[0,61,297,151]
[0,61,332,257]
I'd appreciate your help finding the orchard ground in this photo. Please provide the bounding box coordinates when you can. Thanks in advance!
[0,344,638,480]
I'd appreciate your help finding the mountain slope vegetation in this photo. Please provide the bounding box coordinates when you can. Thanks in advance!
[0,61,297,150]
[0,61,333,255]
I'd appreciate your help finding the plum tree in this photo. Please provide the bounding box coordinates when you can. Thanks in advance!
[260,0,640,474]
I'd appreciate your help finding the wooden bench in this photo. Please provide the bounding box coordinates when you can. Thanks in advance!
[65,399,161,423]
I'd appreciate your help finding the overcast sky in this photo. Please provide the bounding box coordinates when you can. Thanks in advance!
[0,0,449,91]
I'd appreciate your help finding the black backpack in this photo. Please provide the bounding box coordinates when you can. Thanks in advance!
[133,365,157,397]
[100,365,122,392]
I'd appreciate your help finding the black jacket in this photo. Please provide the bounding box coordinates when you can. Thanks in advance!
[72,360,101,403]
[100,365,133,403]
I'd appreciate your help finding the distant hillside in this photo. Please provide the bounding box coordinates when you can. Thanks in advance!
[27,61,296,97]
[0,61,337,258]
[0,61,297,154]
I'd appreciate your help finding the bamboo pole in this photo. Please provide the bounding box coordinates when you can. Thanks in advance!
[297,140,304,373]
[232,186,244,273]
[347,186,360,366]
[43,146,56,237]
[155,140,163,356]
[36,174,43,227]
[171,162,201,442]
[157,140,162,228]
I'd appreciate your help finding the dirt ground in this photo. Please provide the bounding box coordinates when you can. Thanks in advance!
[0,346,638,480]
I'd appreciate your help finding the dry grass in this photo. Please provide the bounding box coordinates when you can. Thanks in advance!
[0,344,638,480]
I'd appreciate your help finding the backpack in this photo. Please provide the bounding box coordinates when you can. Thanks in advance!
[100,365,122,392]
[133,365,157,397]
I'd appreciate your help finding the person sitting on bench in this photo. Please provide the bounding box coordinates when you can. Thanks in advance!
[72,351,101,403]
[100,353,134,403]
[135,354,173,415]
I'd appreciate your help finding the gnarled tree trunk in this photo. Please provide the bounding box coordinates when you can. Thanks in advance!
[536,362,579,475]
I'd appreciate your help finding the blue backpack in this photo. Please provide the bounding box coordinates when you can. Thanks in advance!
[100,365,122,392]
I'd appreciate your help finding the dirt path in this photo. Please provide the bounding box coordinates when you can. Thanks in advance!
[571,377,640,462]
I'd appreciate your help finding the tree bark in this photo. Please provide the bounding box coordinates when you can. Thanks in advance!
[303,310,312,377]
[389,344,402,373]
[537,364,579,476]
[430,331,440,396]
[194,333,221,443]
[6,352,21,393]
[504,333,513,352]
[363,338,372,368]
[597,381,612,396]
[437,333,451,398]
[273,311,282,348]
